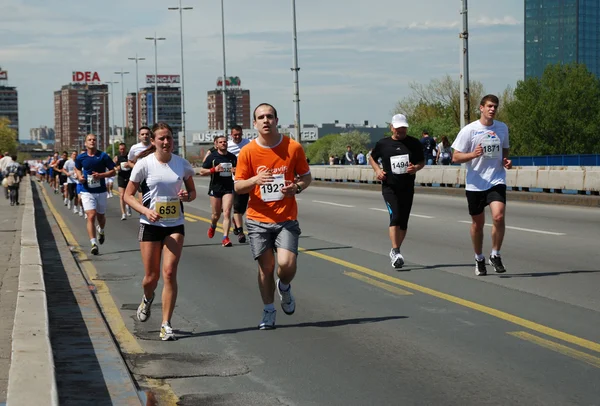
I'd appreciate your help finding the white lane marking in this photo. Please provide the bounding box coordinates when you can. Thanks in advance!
[312,200,355,208]
[369,208,434,218]
[457,221,565,236]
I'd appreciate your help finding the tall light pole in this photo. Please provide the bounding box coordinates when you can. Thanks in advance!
[105,81,119,156]
[145,33,166,124]
[102,91,108,152]
[291,0,301,141]
[459,0,470,128]
[220,0,228,135]
[114,69,129,140]
[169,1,193,158]
[128,54,146,136]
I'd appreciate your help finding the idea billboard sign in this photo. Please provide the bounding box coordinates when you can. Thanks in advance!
[146,75,181,85]
[72,71,101,84]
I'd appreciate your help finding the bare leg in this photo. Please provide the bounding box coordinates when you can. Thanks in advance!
[470,212,485,255]
[161,233,184,323]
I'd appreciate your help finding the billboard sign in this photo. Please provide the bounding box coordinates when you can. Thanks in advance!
[0,71,7,80]
[146,74,181,85]
[216,76,241,87]
[72,71,101,84]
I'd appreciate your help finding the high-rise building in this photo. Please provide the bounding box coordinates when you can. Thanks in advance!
[30,126,55,141]
[525,0,600,78]
[54,83,109,152]
[207,76,250,130]
[0,67,19,138]
[127,85,182,151]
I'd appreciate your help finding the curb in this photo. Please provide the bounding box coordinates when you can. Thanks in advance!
[310,181,600,208]
[7,179,58,406]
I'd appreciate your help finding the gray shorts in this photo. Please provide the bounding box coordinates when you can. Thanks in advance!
[246,219,301,260]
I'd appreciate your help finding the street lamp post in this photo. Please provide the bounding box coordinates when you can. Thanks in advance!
[103,91,108,152]
[145,33,166,125]
[291,0,301,142]
[459,0,470,128]
[169,1,193,158]
[105,81,119,156]
[128,54,146,136]
[114,70,130,140]
[220,0,228,134]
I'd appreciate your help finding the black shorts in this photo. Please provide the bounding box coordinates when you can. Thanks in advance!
[466,184,507,216]
[138,223,185,242]
[118,176,129,189]
[382,186,414,230]
[208,187,233,198]
[59,175,68,185]
[233,191,249,214]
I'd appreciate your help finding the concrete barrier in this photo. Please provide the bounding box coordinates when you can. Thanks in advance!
[7,180,58,406]
[308,165,600,194]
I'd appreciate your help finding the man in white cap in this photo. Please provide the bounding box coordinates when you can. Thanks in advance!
[368,114,425,269]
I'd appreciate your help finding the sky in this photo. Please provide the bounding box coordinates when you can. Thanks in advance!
[1,0,524,139]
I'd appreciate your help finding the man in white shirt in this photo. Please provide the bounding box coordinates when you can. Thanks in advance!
[451,94,512,276]
[127,126,152,201]
[227,125,251,243]
[0,152,14,199]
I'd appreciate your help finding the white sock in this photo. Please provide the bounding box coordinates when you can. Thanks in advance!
[475,254,485,261]
[264,303,275,312]
[91,238,97,245]
[278,281,290,291]
[491,250,500,257]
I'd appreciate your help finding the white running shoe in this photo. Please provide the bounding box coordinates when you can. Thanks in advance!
[389,249,404,269]
[67,201,72,210]
[63,198,68,206]
[126,206,132,216]
[79,208,84,217]
[136,294,154,322]
[160,322,176,341]
[258,309,277,330]
[277,279,296,315]
[121,214,127,221]
[73,206,79,215]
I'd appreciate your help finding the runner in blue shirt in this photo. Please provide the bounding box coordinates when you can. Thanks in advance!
[75,134,116,255]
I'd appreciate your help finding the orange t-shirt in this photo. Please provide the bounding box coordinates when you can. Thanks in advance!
[235,135,310,223]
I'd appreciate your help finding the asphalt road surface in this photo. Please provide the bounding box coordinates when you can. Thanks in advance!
[38,179,600,406]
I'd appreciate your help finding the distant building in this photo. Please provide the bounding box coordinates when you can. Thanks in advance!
[207,76,250,130]
[30,126,55,141]
[126,92,137,132]
[525,0,600,78]
[0,67,19,138]
[54,81,109,152]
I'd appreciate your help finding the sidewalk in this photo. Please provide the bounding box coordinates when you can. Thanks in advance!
[0,187,23,403]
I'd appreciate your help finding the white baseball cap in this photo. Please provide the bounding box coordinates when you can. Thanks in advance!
[391,114,409,128]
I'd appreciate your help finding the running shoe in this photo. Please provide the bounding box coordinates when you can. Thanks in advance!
[91,244,99,255]
[277,279,295,315]
[207,226,216,239]
[96,225,105,245]
[489,256,506,273]
[160,322,176,341]
[232,227,239,236]
[79,208,84,217]
[121,214,127,221]
[238,233,247,244]
[475,258,487,276]
[389,249,404,269]
[136,293,154,322]
[222,236,232,247]
[73,206,79,215]
[126,206,132,216]
[258,309,277,330]
[67,201,72,210]
[64,198,68,206]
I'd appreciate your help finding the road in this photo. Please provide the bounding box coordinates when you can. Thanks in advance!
[37,178,600,405]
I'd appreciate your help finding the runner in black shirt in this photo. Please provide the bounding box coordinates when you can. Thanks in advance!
[200,135,237,247]
[114,143,132,220]
[370,114,425,269]
[56,152,68,205]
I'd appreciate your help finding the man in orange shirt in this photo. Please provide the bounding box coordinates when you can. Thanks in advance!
[234,103,312,330]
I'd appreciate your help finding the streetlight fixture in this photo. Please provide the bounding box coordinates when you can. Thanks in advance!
[113,69,130,139]
[105,80,119,156]
[220,0,228,135]
[145,33,166,125]
[168,1,193,158]
[291,0,301,142]
[128,54,146,136]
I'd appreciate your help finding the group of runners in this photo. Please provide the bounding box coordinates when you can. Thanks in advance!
[42,95,510,340]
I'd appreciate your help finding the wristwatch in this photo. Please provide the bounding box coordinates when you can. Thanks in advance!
[295,183,303,194]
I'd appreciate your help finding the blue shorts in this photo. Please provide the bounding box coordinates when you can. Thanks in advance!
[76,183,83,194]
[48,168,54,177]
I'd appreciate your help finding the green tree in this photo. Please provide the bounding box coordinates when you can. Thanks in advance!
[330,130,371,160]
[0,118,18,155]
[505,63,600,155]
[305,134,338,164]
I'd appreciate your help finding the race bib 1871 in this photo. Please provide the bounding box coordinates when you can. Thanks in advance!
[482,138,501,159]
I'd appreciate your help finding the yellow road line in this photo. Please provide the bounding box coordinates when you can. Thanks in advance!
[344,271,413,295]
[185,212,224,233]
[40,186,179,404]
[184,215,197,222]
[151,211,600,355]
[509,331,600,368]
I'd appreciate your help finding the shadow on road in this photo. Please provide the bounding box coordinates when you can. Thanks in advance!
[496,269,600,278]
[174,315,408,340]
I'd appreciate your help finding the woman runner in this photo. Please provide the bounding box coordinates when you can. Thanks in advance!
[124,122,196,341]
